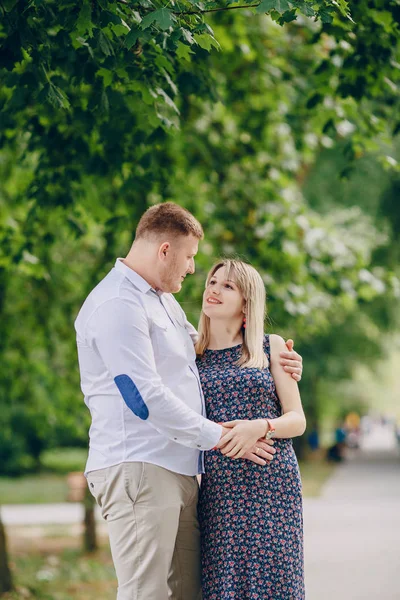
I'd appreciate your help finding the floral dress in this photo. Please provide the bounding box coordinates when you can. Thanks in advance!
[197,335,304,600]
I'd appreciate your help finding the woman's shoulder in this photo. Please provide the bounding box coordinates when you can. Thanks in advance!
[264,333,286,359]
[268,333,286,346]
[264,333,284,343]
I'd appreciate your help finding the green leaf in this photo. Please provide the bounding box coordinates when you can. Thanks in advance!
[141,8,174,31]
[156,87,180,114]
[336,0,353,21]
[100,89,109,114]
[370,10,394,34]
[318,6,334,24]
[75,0,94,37]
[155,53,174,75]
[47,83,70,110]
[194,34,220,52]
[176,42,194,62]
[2,0,18,11]
[256,0,290,14]
[181,28,195,45]
[131,81,157,105]
[297,1,315,18]
[98,31,114,56]
[76,36,94,58]
[100,10,123,27]
[96,68,113,87]
[112,24,130,36]
[125,27,141,50]
[279,8,296,23]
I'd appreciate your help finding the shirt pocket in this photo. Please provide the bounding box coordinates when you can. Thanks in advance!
[151,318,176,356]
[175,321,196,362]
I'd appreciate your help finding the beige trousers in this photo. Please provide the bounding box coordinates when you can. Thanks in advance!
[87,462,202,600]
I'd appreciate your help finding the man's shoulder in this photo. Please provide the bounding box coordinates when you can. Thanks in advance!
[75,269,143,332]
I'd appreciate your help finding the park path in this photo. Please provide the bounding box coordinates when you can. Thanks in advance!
[2,424,400,599]
[304,423,400,600]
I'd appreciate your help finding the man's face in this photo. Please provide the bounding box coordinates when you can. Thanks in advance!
[159,234,198,293]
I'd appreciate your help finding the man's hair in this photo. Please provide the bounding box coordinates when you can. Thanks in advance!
[135,202,204,241]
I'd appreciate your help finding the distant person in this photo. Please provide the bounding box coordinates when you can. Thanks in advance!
[395,422,400,448]
[74,203,304,600]
[327,422,346,462]
[196,259,306,599]
[308,424,320,452]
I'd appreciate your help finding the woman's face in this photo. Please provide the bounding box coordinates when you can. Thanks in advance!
[202,267,245,322]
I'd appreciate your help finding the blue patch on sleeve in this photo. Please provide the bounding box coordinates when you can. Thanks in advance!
[114,374,149,420]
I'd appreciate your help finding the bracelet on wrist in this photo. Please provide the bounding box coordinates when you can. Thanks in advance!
[264,418,276,440]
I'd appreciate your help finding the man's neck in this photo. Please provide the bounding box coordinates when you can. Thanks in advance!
[122,256,158,290]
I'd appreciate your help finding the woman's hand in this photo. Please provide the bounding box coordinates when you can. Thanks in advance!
[217,419,268,459]
[243,439,276,466]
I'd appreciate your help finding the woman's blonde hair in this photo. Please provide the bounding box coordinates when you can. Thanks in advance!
[196,259,268,369]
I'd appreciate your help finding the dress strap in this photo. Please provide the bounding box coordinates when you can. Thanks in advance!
[263,334,270,362]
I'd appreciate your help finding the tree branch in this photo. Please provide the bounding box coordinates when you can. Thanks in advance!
[175,3,260,14]
[116,0,261,15]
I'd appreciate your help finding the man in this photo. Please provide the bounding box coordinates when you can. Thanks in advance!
[75,202,303,600]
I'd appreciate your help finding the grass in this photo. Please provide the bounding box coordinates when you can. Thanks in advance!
[1,448,87,505]
[1,475,69,505]
[40,448,87,475]
[299,458,337,497]
[4,533,116,600]
[1,450,337,504]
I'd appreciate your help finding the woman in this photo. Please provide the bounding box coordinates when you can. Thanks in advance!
[196,259,306,600]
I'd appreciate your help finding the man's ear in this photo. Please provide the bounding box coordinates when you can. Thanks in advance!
[159,242,170,259]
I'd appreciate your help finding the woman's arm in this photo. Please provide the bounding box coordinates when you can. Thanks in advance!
[218,334,306,458]
[268,334,306,438]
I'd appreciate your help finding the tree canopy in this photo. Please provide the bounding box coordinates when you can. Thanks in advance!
[0,0,399,472]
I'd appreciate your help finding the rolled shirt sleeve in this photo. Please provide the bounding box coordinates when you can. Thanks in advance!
[85,297,222,451]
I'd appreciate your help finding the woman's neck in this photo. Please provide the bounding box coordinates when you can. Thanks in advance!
[208,321,243,350]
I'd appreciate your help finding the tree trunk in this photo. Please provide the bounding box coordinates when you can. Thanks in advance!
[0,509,13,594]
[83,488,98,553]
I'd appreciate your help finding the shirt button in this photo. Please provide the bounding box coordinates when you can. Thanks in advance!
[197,445,201,448]
[173,437,178,441]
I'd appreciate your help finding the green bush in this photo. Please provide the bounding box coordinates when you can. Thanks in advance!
[40,448,87,474]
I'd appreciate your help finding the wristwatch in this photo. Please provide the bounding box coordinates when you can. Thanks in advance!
[264,419,276,440]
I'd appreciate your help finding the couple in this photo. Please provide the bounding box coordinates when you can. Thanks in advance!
[75,202,306,600]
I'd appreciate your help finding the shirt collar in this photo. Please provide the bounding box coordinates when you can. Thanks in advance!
[114,259,155,294]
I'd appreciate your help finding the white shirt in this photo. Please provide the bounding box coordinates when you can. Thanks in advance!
[75,259,222,476]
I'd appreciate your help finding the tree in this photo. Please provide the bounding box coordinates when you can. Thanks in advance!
[0,511,13,595]
[83,489,98,553]
[0,1,399,471]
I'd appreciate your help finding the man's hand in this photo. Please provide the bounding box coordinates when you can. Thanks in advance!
[217,419,267,459]
[280,339,303,382]
[242,439,276,466]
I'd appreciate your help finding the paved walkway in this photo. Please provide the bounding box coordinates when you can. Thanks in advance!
[2,424,399,598]
[304,424,400,600]
[1,501,102,526]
